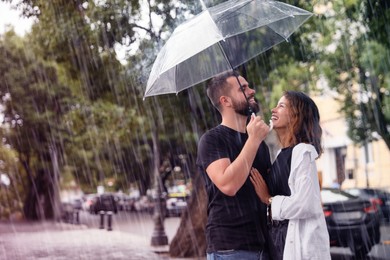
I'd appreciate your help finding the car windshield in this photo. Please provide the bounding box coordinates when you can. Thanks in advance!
[344,189,361,196]
[321,189,356,203]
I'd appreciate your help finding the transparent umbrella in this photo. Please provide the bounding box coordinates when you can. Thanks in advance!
[144,0,312,98]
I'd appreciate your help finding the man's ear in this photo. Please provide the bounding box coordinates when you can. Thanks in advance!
[220,96,231,108]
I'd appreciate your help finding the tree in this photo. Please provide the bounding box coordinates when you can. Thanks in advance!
[357,0,390,148]
[0,30,72,219]
[302,0,390,149]
[0,143,26,220]
[0,0,204,223]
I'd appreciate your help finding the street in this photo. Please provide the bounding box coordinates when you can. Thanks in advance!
[79,210,180,247]
[79,210,390,259]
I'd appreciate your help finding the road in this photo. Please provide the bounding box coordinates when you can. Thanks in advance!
[79,210,180,247]
[78,210,390,259]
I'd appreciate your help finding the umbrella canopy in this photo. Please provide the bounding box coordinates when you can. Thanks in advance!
[144,0,312,98]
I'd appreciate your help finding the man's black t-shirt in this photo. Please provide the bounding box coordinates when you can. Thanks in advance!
[196,124,271,253]
[265,147,293,197]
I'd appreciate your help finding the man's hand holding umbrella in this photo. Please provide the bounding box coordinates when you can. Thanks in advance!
[247,114,271,146]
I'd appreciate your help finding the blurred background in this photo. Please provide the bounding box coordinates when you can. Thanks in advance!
[0,0,390,258]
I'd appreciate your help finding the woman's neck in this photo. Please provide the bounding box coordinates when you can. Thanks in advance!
[276,130,292,148]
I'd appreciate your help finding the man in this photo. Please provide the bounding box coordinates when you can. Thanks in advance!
[197,70,271,259]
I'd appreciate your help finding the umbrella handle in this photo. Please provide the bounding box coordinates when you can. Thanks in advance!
[251,115,273,133]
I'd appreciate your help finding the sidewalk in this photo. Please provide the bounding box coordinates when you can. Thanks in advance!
[0,220,196,260]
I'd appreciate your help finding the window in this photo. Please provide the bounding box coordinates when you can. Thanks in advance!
[346,169,354,179]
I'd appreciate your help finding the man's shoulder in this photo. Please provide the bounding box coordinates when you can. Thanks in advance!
[200,125,224,139]
[198,125,229,151]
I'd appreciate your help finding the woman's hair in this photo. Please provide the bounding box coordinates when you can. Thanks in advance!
[284,90,323,157]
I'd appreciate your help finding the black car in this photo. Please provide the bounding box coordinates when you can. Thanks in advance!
[90,193,118,214]
[321,188,381,257]
[344,187,390,222]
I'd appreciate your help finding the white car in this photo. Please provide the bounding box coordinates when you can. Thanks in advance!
[166,196,187,217]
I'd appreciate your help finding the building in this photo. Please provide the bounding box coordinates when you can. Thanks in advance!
[313,93,390,190]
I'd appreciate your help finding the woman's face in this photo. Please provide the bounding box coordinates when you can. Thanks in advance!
[271,95,292,130]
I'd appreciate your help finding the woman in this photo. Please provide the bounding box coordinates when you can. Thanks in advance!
[250,91,330,260]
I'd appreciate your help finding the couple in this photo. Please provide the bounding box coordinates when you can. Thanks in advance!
[197,71,330,260]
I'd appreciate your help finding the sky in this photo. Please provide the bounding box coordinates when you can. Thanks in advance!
[0,2,33,36]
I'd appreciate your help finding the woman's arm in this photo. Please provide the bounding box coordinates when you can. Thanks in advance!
[271,146,323,221]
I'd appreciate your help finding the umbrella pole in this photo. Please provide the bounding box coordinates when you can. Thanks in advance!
[234,74,254,116]
[216,41,253,116]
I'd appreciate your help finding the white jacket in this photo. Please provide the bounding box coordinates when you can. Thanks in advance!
[271,143,331,260]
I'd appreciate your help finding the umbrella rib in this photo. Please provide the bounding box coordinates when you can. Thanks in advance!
[175,63,179,95]
[216,41,252,115]
[214,0,252,23]
[217,41,234,70]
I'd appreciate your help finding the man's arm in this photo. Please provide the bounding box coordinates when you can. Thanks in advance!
[206,116,269,196]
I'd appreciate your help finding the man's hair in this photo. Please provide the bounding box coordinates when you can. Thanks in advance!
[206,70,240,111]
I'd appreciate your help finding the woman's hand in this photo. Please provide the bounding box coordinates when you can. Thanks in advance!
[250,168,271,205]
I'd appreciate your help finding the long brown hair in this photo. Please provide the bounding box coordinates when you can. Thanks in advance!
[284,91,323,157]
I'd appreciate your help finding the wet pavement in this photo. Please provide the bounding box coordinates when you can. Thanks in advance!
[2,216,390,259]
[0,220,194,260]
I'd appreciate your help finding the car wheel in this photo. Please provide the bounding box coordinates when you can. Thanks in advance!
[350,243,371,257]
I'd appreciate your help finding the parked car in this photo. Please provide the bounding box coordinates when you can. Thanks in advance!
[90,193,118,214]
[321,188,381,257]
[82,194,97,212]
[60,198,82,223]
[121,196,137,212]
[134,195,154,214]
[166,194,188,217]
[344,187,390,222]
[71,198,83,211]
[115,194,127,211]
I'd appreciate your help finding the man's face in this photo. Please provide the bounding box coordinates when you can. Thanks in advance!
[227,76,259,116]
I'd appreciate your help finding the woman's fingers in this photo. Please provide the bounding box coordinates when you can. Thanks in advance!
[250,167,271,204]
[250,168,264,184]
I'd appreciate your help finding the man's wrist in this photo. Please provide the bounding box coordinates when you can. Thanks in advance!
[268,196,273,206]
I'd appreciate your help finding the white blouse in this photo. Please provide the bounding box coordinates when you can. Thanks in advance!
[271,143,331,260]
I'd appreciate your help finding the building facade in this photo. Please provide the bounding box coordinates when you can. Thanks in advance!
[313,94,390,191]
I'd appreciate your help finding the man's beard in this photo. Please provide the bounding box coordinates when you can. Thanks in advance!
[232,97,260,116]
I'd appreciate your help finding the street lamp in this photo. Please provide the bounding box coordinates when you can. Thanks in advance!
[150,130,168,247]
[150,167,168,247]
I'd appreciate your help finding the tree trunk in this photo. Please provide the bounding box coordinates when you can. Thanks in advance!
[49,145,62,221]
[23,169,48,220]
[21,159,43,220]
[169,171,207,257]
[22,147,61,220]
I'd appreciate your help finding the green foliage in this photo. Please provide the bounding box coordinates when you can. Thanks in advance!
[287,0,390,149]
[0,145,26,220]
